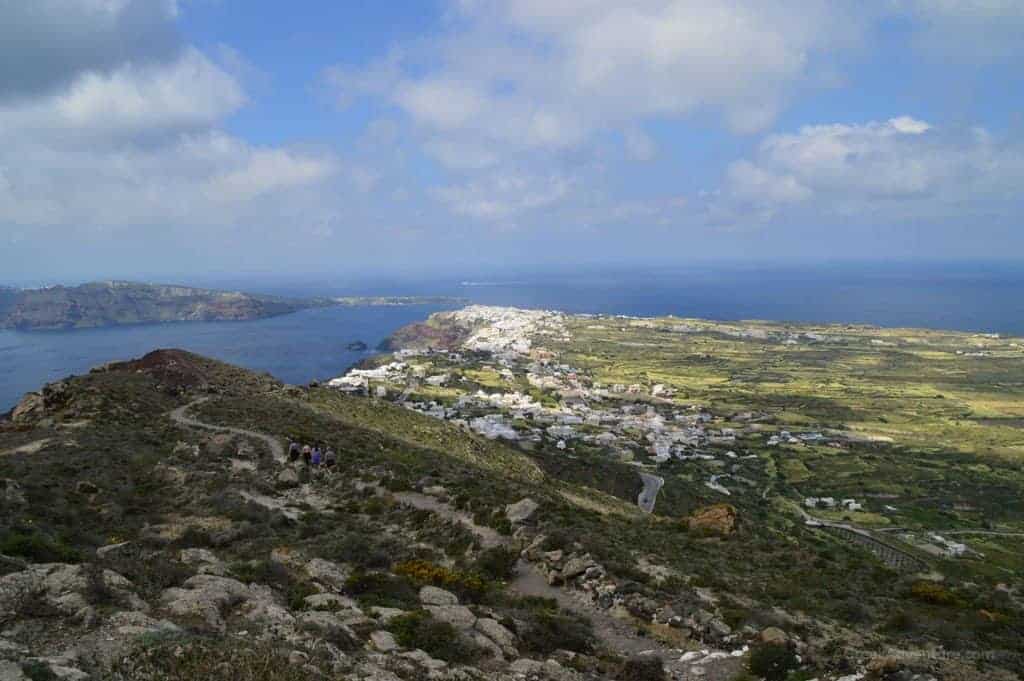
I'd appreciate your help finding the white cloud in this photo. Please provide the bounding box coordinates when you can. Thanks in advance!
[0,4,336,233]
[0,48,246,143]
[432,170,573,221]
[395,79,488,130]
[717,117,1024,223]
[331,0,865,155]
[0,0,181,98]
[0,132,336,227]
[424,139,499,169]
[624,127,656,162]
[207,145,337,203]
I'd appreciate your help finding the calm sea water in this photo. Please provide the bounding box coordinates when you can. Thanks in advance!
[0,305,454,413]
[3,263,1023,412]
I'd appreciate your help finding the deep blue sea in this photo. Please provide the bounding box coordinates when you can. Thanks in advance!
[3,262,1023,412]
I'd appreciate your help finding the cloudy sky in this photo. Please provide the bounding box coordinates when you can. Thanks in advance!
[1,1,1022,282]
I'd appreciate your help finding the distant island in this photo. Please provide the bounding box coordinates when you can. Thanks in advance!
[0,281,467,331]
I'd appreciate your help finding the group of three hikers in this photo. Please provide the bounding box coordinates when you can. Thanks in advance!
[287,440,337,468]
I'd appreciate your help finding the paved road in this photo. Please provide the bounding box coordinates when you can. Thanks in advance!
[169,398,285,463]
[638,472,665,514]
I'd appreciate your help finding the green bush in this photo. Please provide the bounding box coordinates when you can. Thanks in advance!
[229,560,316,611]
[748,643,799,681]
[325,532,391,569]
[617,655,666,681]
[393,559,488,602]
[21,661,58,681]
[387,610,485,664]
[473,546,518,581]
[0,529,81,563]
[517,608,595,656]
[344,571,419,609]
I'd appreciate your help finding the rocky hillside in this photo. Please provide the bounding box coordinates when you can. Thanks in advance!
[0,350,1020,680]
[0,282,322,331]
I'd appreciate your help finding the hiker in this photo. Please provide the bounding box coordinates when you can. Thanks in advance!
[323,448,337,469]
[288,440,301,462]
[311,445,322,467]
[302,443,312,465]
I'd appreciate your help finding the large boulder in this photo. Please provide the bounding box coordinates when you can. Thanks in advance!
[1,564,146,622]
[297,611,359,649]
[0,480,26,507]
[0,660,28,681]
[505,498,539,525]
[685,504,737,537]
[304,593,359,611]
[369,630,399,653]
[475,617,518,658]
[10,393,45,424]
[561,554,596,580]
[304,558,350,592]
[760,626,788,647]
[424,605,476,629]
[419,585,458,606]
[160,575,251,632]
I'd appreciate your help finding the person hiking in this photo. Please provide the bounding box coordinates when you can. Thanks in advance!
[288,440,301,462]
[323,448,336,470]
[311,445,322,467]
[301,444,312,466]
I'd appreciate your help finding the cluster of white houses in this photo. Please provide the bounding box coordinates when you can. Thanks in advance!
[328,306,979,560]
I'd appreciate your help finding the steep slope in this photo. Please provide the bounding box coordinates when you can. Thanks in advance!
[0,282,317,330]
[0,281,467,331]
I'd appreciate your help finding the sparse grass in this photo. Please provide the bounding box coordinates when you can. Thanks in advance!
[108,636,310,680]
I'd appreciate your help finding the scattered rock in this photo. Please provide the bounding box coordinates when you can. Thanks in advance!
[505,498,539,525]
[425,604,476,629]
[96,542,131,559]
[297,611,358,648]
[160,574,253,632]
[686,504,737,536]
[108,611,180,637]
[369,630,399,653]
[76,481,99,495]
[760,626,788,647]
[179,548,219,566]
[0,564,146,622]
[370,607,407,624]
[304,558,350,592]
[561,554,595,580]
[10,392,45,424]
[0,480,26,507]
[305,593,359,611]
[0,660,28,681]
[419,585,459,606]
[475,617,518,657]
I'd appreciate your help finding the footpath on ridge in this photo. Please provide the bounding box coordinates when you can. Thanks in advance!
[169,399,742,681]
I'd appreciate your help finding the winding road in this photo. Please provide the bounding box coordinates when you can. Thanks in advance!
[638,472,665,514]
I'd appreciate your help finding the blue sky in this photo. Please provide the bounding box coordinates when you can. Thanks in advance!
[1,1,1022,283]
